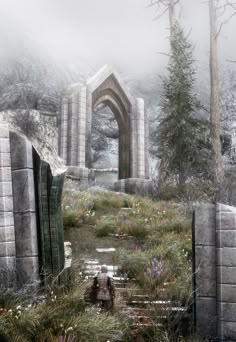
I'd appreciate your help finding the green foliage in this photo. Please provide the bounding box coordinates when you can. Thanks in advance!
[95,216,117,237]
[0,274,127,342]
[156,22,211,185]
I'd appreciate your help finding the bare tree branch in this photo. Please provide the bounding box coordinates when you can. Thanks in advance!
[216,11,236,38]
[153,6,169,20]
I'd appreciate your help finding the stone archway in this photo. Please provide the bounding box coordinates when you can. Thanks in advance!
[58,65,151,193]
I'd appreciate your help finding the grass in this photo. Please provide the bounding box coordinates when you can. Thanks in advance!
[0,269,128,342]
[63,191,192,299]
[62,190,193,340]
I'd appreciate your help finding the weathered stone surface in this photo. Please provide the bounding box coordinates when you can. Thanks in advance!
[0,167,11,182]
[216,230,236,247]
[12,169,35,212]
[195,265,216,297]
[196,297,217,338]
[0,196,13,212]
[217,212,236,230]
[219,322,236,341]
[216,247,236,267]
[0,226,14,242]
[16,257,39,286]
[10,132,33,170]
[0,153,11,167]
[217,302,236,321]
[0,212,14,227]
[217,266,236,284]
[195,204,216,246]
[217,284,236,302]
[0,181,12,197]
[0,241,15,257]
[14,213,38,257]
[0,138,10,153]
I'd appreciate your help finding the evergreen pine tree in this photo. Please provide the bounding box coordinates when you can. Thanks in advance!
[156,23,210,186]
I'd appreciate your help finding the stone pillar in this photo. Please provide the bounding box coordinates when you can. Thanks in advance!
[194,204,217,339]
[0,127,16,286]
[216,203,236,341]
[129,110,137,178]
[144,107,150,179]
[67,93,79,166]
[77,87,87,168]
[10,132,39,287]
[58,96,69,164]
[135,98,146,179]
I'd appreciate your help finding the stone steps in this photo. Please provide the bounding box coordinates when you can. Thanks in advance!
[82,253,188,331]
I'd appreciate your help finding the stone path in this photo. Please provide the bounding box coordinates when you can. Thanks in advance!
[82,247,189,330]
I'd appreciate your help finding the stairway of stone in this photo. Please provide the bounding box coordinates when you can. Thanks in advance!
[81,248,188,330]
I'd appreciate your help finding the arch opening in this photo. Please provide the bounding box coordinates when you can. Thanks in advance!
[91,86,131,180]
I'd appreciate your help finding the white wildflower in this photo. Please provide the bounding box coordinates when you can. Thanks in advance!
[16,305,21,310]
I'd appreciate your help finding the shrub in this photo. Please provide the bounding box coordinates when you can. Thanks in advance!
[0,275,128,342]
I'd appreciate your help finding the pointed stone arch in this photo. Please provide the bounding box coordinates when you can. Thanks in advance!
[58,65,151,193]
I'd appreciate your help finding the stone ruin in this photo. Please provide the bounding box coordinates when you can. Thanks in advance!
[193,203,236,341]
[0,125,65,288]
[58,65,152,194]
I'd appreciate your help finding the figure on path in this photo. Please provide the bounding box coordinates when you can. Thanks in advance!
[94,265,115,310]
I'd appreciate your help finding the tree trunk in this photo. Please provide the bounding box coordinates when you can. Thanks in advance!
[158,0,176,192]
[169,0,176,41]
[209,0,224,191]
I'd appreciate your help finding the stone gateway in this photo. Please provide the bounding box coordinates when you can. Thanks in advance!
[58,65,152,194]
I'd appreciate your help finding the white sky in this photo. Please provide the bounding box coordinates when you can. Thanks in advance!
[0,0,236,78]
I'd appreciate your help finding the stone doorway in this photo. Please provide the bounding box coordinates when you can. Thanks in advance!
[58,65,151,193]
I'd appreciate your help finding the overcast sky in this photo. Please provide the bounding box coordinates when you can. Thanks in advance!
[0,0,236,79]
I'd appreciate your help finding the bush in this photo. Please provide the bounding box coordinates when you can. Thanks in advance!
[0,273,128,342]
[95,216,117,237]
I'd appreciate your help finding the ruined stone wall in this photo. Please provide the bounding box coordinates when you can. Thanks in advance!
[194,203,236,341]
[0,126,65,288]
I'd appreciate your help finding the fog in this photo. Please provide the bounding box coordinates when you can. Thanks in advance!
[0,0,236,79]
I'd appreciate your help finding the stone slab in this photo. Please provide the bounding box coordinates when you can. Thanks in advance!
[14,212,38,257]
[217,212,236,231]
[216,248,236,267]
[216,230,236,248]
[196,296,217,339]
[10,132,33,170]
[0,181,12,197]
[217,284,236,302]
[0,212,14,227]
[0,196,13,212]
[12,169,35,212]
[0,241,15,257]
[217,266,236,284]
[0,153,11,167]
[16,256,39,286]
[194,204,216,246]
[217,302,236,321]
[219,322,236,341]
[0,139,10,153]
[0,226,15,242]
[0,167,11,182]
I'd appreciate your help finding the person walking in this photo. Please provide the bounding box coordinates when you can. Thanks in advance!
[94,265,115,310]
